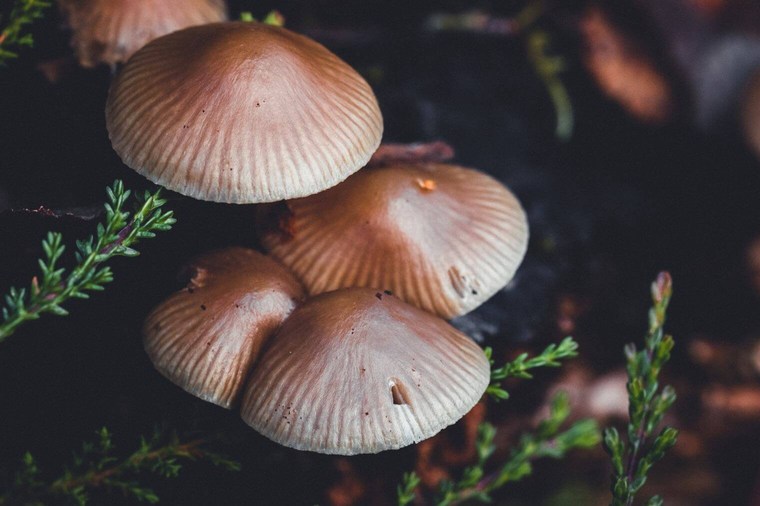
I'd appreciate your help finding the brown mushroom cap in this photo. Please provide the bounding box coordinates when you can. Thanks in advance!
[106,22,383,203]
[59,0,228,68]
[239,288,490,455]
[258,162,528,319]
[143,248,304,408]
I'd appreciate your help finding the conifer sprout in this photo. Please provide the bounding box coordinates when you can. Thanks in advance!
[106,22,383,203]
[240,288,491,455]
[257,162,528,319]
[143,248,304,409]
[58,0,228,68]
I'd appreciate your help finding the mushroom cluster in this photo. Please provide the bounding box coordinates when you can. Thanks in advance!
[145,261,490,454]
[104,18,528,454]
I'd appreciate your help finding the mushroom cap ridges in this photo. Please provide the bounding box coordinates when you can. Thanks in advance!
[239,288,490,455]
[258,163,529,319]
[106,22,383,203]
[59,0,228,67]
[143,248,304,409]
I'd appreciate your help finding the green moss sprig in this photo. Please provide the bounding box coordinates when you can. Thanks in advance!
[0,0,50,65]
[423,2,573,141]
[604,272,678,506]
[239,10,285,26]
[527,29,574,141]
[0,180,175,343]
[397,392,600,506]
[485,336,579,400]
[2,427,239,505]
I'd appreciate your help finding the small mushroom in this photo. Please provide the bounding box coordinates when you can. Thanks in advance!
[239,288,491,455]
[58,0,228,68]
[106,22,383,203]
[257,162,528,319]
[143,248,304,408]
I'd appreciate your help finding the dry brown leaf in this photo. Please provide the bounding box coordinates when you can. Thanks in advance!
[581,7,673,123]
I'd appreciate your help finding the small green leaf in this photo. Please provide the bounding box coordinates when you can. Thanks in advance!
[262,10,285,26]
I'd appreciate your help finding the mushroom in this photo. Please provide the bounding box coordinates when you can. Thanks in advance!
[257,162,528,319]
[106,22,383,203]
[239,288,490,455]
[143,248,304,408]
[58,0,228,68]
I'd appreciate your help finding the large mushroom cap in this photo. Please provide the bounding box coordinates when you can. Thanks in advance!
[143,248,304,408]
[106,22,383,203]
[258,162,529,319]
[240,288,490,455]
[59,0,228,68]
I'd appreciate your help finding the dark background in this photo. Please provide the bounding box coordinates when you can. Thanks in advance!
[1,1,760,504]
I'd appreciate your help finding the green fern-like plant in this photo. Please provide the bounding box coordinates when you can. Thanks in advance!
[0,0,50,65]
[486,336,579,401]
[604,272,678,506]
[397,336,597,505]
[0,180,176,343]
[398,392,600,506]
[2,427,239,505]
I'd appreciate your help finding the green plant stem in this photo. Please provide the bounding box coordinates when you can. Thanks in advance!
[0,0,50,65]
[604,272,678,506]
[50,439,205,494]
[527,29,573,141]
[445,422,599,506]
[399,393,600,506]
[486,336,579,400]
[425,0,545,35]
[2,428,239,505]
[0,181,175,343]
